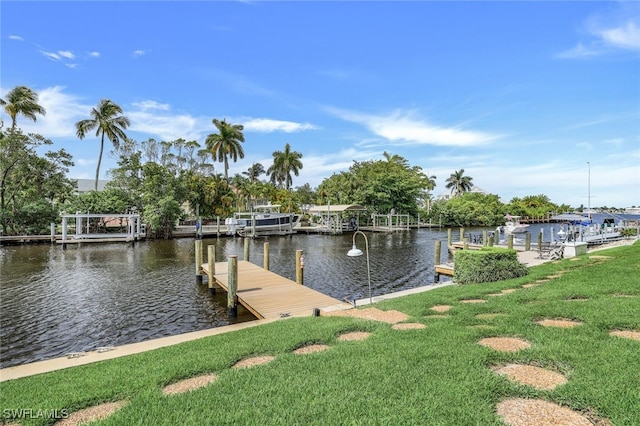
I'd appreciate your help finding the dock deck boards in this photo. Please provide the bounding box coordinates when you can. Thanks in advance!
[201,260,348,320]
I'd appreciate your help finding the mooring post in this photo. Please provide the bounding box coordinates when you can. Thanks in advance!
[50,222,56,244]
[463,240,469,250]
[447,228,452,247]
[488,235,494,247]
[525,233,531,251]
[508,234,514,250]
[216,216,220,238]
[537,232,543,252]
[228,255,238,317]
[459,227,465,243]
[244,237,250,261]
[434,241,443,283]
[195,239,203,284]
[482,230,488,246]
[263,242,270,270]
[296,250,304,285]
[207,244,216,294]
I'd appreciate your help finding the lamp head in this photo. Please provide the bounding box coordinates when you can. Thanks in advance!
[347,244,363,257]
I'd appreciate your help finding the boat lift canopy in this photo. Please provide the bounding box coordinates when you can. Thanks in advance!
[551,213,592,225]
[307,204,367,234]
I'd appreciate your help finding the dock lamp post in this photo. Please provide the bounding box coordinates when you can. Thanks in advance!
[347,230,372,305]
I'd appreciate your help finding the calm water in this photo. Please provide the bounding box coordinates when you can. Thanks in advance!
[1,228,454,368]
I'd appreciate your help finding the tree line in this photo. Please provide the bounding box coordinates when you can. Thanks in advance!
[1,85,573,237]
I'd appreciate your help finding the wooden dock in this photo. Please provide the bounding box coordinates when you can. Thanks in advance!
[201,260,349,320]
[434,263,454,282]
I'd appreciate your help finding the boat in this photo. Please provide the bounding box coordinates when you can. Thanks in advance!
[497,215,529,236]
[551,213,627,245]
[225,204,301,237]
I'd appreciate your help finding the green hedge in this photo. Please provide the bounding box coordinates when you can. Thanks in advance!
[453,247,528,284]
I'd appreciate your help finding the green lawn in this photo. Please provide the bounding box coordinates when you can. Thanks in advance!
[1,242,639,425]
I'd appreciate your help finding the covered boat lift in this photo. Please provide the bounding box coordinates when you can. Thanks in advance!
[307,204,367,234]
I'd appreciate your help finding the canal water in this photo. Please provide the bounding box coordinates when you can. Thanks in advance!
[1,228,455,369]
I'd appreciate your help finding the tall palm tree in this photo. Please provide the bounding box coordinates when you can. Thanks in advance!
[205,118,245,180]
[75,99,130,191]
[445,168,473,197]
[1,86,47,130]
[267,143,303,190]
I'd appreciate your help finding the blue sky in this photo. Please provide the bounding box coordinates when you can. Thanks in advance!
[2,1,639,208]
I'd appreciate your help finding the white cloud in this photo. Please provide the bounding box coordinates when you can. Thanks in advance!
[241,118,317,133]
[89,51,100,58]
[58,50,75,59]
[558,5,640,59]
[9,35,24,41]
[131,100,171,111]
[597,21,640,51]
[40,50,61,61]
[132,49,147,57]
[328,107,499,147]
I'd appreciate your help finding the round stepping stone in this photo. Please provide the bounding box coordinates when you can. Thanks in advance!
[293,344,331,354]
[494,364,567,390]
[609,330,640,341]
[536,319,582,328]
[232,355,276,369]
[337,331,372,341]
[56,401,127,426]
[430,305,452,312]
[460,299,486,304]
[478,337,531,352]
[162,374,218,395]
[497,398,595,426]
[475,313,506,320]
[392,323,426,330]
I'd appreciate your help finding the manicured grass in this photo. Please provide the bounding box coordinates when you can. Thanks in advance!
[1,243,639,425]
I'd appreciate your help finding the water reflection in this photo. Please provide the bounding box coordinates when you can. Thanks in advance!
[1,228,452,368]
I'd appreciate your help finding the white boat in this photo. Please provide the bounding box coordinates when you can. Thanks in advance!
[497,215,529,236]
[225,204,301,237]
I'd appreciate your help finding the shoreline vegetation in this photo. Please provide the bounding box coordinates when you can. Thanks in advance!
[1,241,638,425]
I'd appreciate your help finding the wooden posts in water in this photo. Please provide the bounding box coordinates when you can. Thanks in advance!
[482,230,488,247]
[507,234,514,250]
[459,227,465,242]
[244,237,250,261]
[435,240,441,265]
[447,228,452,247]
[296,249,304,285]
[195,239,204,284]
[227,255,238,317]
[488,235,494,247]
[207,245,216,295]
[525,233,531,251]
[537,232,543,252]
[263,242,270,270]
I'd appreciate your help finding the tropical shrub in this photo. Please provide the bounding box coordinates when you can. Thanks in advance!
[453,247,528,284]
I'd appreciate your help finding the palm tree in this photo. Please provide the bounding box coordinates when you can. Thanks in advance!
[205,119,245,180]
[445,169,473,197]
[75,99,130,191]
[1,86,47,130]
[267,143,303,190]
[382,151,408,166]
[242,163,265,184]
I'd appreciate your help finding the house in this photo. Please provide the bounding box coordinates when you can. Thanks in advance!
[437,185,489,201]
[75,179,109,195]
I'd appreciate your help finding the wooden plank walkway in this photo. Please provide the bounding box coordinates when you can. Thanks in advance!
[201,260,349,320]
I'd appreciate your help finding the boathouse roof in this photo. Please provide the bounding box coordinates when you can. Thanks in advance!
[308,204,367,213]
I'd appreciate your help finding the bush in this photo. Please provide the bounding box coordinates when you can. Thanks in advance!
[620,227,638,237]
[453,247,528,284]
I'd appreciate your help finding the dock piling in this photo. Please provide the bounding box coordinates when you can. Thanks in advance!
[227,256,238,317]
[195,240,203,284]
[264,242,270,270]
[434,240,441,266]
[207,245,216,294]
[507,234,514,250]
[525,233,531,251]
[244,237,250,261]
[296,250,304,285]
